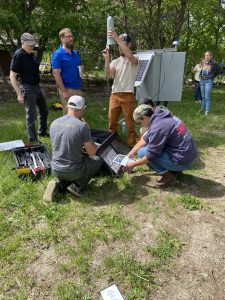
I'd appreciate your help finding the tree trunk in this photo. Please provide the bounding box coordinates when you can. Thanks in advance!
[172,0,187,42]
[154,0,162,48]
[184,1,191,80]
[0,63,16,102]
[121,0,129,32]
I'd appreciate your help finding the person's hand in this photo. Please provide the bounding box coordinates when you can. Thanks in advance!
[127,151,134,158]
[123,162,135,173]
[102,48,109,59]
[78,64,84,78]
[107,30,119,43]
[62,90,70,100]
[17,93,24,103]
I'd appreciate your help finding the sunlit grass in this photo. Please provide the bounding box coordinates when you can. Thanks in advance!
[0,86,225,299]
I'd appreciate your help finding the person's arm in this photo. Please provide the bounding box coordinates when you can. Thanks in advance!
[123,137,148,172]
[127,137,147,158]
[192,63,200,73]
[82,124,97,156]
[52,69,70,99]
[84,140,97,156]
[9,70,24,103]
[108,30,138,65]
[102,48,115,78]
[123,155,149,173]
[213,62,223,78]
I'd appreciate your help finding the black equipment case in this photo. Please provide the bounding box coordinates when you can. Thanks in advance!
[91,129,131,176]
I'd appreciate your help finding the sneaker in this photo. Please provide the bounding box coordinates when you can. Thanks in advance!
[67,183,81,197]
[43,180,59,202]
[205,111,209,116]
[39,132,50,138]
[154,171,177,188]
[199,109,204,113]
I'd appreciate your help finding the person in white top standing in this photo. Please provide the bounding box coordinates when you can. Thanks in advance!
[192,61,202,103]
[102,31,138,147]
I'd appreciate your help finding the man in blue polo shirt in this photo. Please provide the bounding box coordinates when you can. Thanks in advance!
[52,28,83,114]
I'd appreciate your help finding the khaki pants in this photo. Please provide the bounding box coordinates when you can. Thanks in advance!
[109,92,136,147]
[59,88,83,114]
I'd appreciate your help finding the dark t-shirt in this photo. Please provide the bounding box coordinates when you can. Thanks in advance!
[10,48,40,85]
[50,115,92,171]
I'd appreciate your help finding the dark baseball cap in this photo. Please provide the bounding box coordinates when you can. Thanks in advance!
[119,33,131,44]
[138,97,153,106]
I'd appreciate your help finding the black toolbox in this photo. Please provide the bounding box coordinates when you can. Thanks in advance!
[12,144,51,178]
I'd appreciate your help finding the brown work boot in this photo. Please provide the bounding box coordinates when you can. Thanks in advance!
[171,171,183,178]
[155,171,177,188]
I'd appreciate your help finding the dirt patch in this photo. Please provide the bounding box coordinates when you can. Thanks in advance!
[151,210,225,300]
[91,147,225,300]
[147,147,225,300]
[26,248,62,300]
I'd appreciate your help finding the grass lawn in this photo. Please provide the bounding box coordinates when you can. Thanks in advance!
[0,86,225,300]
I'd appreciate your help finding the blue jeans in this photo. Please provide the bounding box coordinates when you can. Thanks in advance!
[137,147,191,174]
[200,79,213,112]
[20,84,48,141]
[194,80,202,101]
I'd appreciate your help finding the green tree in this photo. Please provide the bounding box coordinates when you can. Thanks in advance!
[0,0,224,75]
[0,0,86,60]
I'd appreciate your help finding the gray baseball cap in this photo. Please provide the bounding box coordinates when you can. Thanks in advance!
[133,104,152,122]
[67,95,86,109]
[21,33,36,46]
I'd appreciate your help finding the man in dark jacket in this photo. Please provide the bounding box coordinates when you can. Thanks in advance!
[10,33,49,142]
[123,105,198,187]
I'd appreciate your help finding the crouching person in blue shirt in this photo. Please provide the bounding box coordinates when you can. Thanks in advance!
[123,104,198,187]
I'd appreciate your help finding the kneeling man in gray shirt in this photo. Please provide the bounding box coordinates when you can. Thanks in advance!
[44,95,101,201]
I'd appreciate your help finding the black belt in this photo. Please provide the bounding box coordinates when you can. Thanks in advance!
[201,77,210,80]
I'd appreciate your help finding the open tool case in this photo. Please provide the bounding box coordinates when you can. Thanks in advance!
[12,144,51,178]
[91,129,131,176]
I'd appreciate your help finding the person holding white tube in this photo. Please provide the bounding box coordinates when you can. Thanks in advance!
[102,30,138,147]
